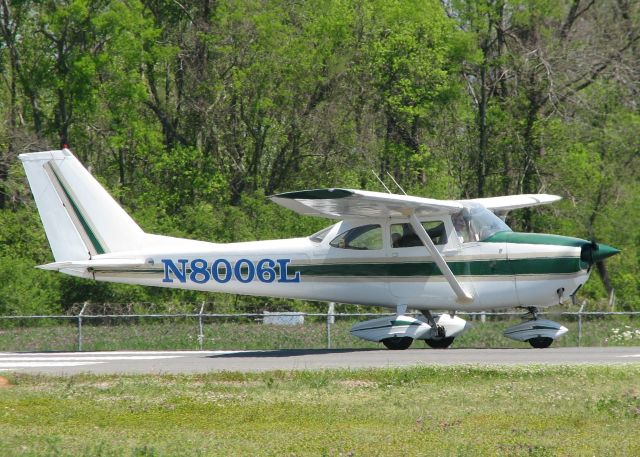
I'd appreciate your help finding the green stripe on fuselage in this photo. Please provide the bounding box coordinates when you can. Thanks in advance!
[291,257,582,277]
[99,255,584,280]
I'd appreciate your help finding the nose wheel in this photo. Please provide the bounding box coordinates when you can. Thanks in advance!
[525,308,553,348]
[528,336,553,349]
[504,307,568,348]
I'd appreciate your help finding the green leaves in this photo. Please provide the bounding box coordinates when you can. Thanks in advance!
[0,0,638,311]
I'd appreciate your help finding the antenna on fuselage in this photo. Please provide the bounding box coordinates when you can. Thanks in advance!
[371,170,392,194]
[386,172,407,195]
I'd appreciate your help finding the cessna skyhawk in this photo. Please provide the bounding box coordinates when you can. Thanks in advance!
[20,149,620,349]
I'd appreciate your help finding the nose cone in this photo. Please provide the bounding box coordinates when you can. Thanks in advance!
[592,243,621,262]
[581,242,620,264]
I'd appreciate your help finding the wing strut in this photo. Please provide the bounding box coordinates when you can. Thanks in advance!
[408,213,473,304]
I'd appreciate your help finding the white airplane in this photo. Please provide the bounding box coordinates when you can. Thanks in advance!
[20,149,620,349]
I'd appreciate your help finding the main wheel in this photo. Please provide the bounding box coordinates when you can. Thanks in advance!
[382,336,413,350]
[424,337,455,349]
[528,337,553,348]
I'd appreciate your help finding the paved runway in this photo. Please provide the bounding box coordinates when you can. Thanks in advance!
[1,347,639,375]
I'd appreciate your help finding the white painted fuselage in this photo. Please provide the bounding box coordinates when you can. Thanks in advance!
[22,149,607,314]
[77,219,591,312]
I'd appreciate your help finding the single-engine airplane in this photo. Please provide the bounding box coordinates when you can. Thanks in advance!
[20,149,620,349]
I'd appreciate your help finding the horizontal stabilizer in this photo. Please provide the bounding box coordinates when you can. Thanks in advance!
[38,258,149,272]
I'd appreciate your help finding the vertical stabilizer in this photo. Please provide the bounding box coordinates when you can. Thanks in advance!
[20,149,146,261]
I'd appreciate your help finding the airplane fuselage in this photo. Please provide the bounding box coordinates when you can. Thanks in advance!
[84,221,592,312]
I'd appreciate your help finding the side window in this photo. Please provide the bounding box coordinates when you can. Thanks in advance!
[330,224,383,250]
[390,221,447,248]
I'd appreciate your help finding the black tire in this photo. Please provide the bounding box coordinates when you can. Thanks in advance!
[425,337,455,349]
[382,337,413,350]
[528,337,553,349]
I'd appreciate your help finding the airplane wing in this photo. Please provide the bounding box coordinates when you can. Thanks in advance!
[270,189,463,219]
[467,194,561,212]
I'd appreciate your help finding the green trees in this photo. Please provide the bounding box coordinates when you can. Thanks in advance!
[0,0,637,312]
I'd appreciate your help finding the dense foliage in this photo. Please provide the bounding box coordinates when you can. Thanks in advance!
[0,0,638,313]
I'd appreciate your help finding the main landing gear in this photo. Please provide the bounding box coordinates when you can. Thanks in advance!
[503,307,568,349]
[421,310,456,349]
[382,336,414,350]
[350,306,470,350]
[424,336,455,349]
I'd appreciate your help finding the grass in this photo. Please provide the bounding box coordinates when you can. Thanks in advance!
[0,366,639,456]
[0,315,639,352]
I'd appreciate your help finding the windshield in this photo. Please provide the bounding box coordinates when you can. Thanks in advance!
[309,224,335,243]
[455,203,511,242]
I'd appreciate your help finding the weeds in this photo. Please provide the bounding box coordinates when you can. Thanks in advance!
[1,366,639,456]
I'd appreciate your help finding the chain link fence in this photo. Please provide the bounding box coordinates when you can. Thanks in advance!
[0,302,639,352]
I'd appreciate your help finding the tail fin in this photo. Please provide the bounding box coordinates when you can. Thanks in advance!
[20,149,146,261]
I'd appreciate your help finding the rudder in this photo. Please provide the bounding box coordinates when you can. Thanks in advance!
[20,149,146,261]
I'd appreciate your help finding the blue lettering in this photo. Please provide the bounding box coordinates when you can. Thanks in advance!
[211,259,232,283]
[163,258,300,284]
[162,259,188,283]
[256,258,277,283]
[234,258,255,283]
[190,258,210,284]
[277,259,301,283]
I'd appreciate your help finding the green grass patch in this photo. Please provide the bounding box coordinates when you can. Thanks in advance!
[0,366,639,456]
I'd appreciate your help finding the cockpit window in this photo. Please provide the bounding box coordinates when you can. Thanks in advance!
[309,224,335,243]
[455,203,511,242]
[330,224,383,250]
[390,221,447,248]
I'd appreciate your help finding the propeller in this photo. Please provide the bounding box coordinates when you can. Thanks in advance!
[580,240,620,266]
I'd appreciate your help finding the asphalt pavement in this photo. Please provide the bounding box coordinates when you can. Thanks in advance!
[1,346,639,375]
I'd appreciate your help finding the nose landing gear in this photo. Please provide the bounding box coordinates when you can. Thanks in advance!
[503,307,568,348]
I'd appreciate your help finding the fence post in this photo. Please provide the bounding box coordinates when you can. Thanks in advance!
[609,289,616,312]
[77,302,88,352]
[578,300,586,347]
[327,302,335,349]
[198,301,206,350]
